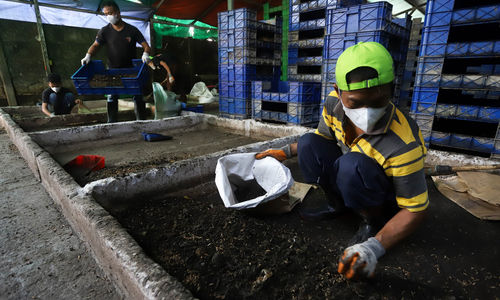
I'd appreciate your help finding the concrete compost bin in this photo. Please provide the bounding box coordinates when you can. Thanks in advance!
[2,102,149,132]
[0,108,310,299]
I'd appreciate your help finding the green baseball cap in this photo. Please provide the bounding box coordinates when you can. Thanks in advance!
[335,41,394,91]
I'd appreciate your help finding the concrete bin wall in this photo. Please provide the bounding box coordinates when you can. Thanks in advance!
[1,109,311,299]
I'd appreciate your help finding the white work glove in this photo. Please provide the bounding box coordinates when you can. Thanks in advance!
[49,113,55,117]
[338,237,385,279]
[168,74,175,84]
[141,52,150,63]
[81,53,91,65]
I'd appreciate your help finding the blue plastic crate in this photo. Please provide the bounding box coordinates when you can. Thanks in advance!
[423,11,452,28]
[325,2,392,35]
[440,74,493,89]
[324,31,393,60]
[424,0,454,15]
[410,87,439,115]
[322,59,337,83]
[218,8,257,30]
[219,97,229,113]
[446,41,500,57]
[479,107,500,122]
[452,5,500,25]
[419,26,450,57]
[409,113,434,133]
[71,59,149,95]
[430,130,499,155]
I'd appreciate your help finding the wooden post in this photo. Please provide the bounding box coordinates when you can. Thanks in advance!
[33,0,51,76]
[149,18,156,54]
[0,39,18,106]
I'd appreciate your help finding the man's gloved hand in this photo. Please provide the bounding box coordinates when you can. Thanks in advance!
[338,237,385,279]
[81,53,91,65]
[255,144,291,162]
[142,52,150,63]
[49,113,55,117]
[168,75,175,84]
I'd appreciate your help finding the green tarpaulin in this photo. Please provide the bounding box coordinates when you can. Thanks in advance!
[153,15,217,47]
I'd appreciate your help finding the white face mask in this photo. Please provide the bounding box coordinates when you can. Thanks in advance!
[340,99,387,132]
[107,14,119,25]
[51,87,61,93]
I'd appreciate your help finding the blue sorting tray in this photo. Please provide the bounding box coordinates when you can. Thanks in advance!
[71,59,149,95]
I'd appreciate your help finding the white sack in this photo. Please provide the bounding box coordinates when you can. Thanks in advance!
[190,81,215,104]
[215,153,294,209]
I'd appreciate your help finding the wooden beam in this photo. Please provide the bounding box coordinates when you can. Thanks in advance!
[228,0,234,11]
[0,40,18,106]
[393,3,426,17]
[239,0,263,7]
[404,0,426,15]
[191,0,225,25]
[33,0,51,76]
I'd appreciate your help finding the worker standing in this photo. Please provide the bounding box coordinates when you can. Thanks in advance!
[256,42,428,279]
[80,0,151,122]
[41,73,81,117]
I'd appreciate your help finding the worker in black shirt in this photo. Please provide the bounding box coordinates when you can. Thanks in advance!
[80,0,151,122]
[41,73,81,117]
[148,53,175,91]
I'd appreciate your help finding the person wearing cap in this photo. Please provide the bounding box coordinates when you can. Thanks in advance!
[256,42,428,279]
[41,73,82,117]
[80,0,151,122]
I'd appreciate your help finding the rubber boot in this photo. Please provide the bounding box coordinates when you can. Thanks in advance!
[107,100,118,123]
[134,97,146,120]
[347,209,387,247]
[298,185,347,221]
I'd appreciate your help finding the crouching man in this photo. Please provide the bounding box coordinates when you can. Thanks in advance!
[41,73,81,117]
[256,42,428,279]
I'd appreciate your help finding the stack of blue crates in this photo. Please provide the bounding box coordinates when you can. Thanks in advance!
[321,2,412,105]
[410,0,500,158]
[218,8,282,119]
[398,18,423,113]
[251,81,322,126]
[288,0,363,82]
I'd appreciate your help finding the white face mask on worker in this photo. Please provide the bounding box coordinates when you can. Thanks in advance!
[51,87,61,93]
[107,14,119,25]
[341,100,387,132]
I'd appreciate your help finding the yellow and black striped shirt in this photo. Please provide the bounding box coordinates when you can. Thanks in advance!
[315,91,429,212]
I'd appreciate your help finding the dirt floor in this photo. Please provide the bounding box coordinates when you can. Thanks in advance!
[0,128,120,299]
[109,158,500,299]
[52,127,268,186]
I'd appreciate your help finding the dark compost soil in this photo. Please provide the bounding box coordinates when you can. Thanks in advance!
[110,161,500,299]
[90,74,137,87]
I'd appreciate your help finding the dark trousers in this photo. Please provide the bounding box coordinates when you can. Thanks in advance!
[297,133,396,211]
[107,94,146,122]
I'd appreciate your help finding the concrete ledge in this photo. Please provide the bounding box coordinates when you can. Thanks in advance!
[83,134,302,208]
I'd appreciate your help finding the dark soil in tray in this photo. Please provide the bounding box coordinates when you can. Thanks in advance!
[74,153,195,185]
[90,74,137,87]
[110,161,500,299]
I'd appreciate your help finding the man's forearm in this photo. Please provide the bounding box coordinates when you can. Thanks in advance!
[87,43,99,56]
[141,41,151,54]
[375,208,426,250]
[41,104,51,117]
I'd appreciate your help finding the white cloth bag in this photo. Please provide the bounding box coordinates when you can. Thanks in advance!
[215,153,294,209]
